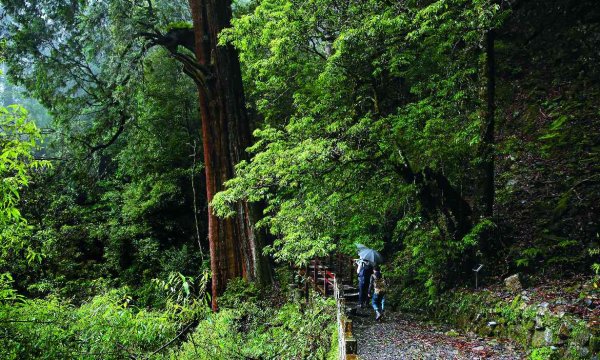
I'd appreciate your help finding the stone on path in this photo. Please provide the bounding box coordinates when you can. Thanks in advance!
[504,274,523,293]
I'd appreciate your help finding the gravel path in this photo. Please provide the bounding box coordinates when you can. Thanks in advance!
[350,305,525,360]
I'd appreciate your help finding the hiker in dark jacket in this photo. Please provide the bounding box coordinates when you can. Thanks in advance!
[369,267,385,320]
[356,258,373,308]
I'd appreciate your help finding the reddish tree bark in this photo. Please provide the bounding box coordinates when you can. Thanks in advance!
[186,0,272,310]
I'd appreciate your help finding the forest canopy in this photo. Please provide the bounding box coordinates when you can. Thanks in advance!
[0,0,598,358]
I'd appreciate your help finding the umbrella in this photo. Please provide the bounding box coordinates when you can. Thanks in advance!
[355,243,368,251]
[358,247,384,264]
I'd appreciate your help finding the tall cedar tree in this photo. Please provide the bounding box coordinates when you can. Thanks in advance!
[186,0,271,310]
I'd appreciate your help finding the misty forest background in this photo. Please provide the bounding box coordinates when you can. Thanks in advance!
[0,0,598,359]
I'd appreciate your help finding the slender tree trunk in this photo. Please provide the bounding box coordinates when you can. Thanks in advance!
[187,0,272,311]
[482,30,496,217]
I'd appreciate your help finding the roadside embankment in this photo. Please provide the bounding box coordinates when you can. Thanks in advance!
[397,277,599,359]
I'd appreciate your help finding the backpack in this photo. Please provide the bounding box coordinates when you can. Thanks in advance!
[373,276,386,295]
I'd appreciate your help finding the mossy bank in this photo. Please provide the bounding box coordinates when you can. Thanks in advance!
[393,280,599,359]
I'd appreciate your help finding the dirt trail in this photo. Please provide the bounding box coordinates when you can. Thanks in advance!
[350,306,525,360]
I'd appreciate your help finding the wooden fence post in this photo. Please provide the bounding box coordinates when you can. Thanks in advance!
[299,256,360,359]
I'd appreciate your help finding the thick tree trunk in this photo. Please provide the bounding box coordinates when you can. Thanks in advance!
[187,0,272,311]
[394,160,473,241]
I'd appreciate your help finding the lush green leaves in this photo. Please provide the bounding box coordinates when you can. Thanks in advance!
[0,104,49,262]
[215,0,504,297]
[169,283,336,360]
[0,289,180,359]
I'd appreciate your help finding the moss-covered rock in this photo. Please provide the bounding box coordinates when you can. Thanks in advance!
[409,288,597,359]
[509,324,532,345]
[533,330,548,348]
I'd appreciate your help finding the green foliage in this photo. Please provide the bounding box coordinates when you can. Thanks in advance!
[218,277,260,309]
[171,309,243,360]
[242,299,335,359]
[0,105,49,263]
[1,273,337,359]
[170,287,336,360]
[0,0,206,301]
[0,289,181,360]
[0,75,52,127]
[1,0,599,357]
[2,47,205,301]
[516,247,542,268]
[491,1,600,277]
[151,270,212,322]
[530,347,558,360]
[462,219,496,250]
[214,0,505,299]
[590,244,600,288]
[0,0,203,296]
[0,0,192,156]
[0,273,23,303]
[326,323,338,360]
[165,21,193,32]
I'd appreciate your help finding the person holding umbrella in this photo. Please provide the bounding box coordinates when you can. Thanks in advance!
[355,257,373,308]
[354,244,384,308]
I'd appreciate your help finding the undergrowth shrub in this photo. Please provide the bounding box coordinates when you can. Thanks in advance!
[0,288,179,360]
[1,271,336,360]
[169,282,336,360]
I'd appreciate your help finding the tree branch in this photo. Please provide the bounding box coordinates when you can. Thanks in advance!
[147,321,196,357]
[86,110,127,156]
[138,32,213,95]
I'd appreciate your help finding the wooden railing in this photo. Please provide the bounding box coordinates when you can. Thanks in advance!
[307,255,356,296]
[301,256,359,360]
[333,276,358,360]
